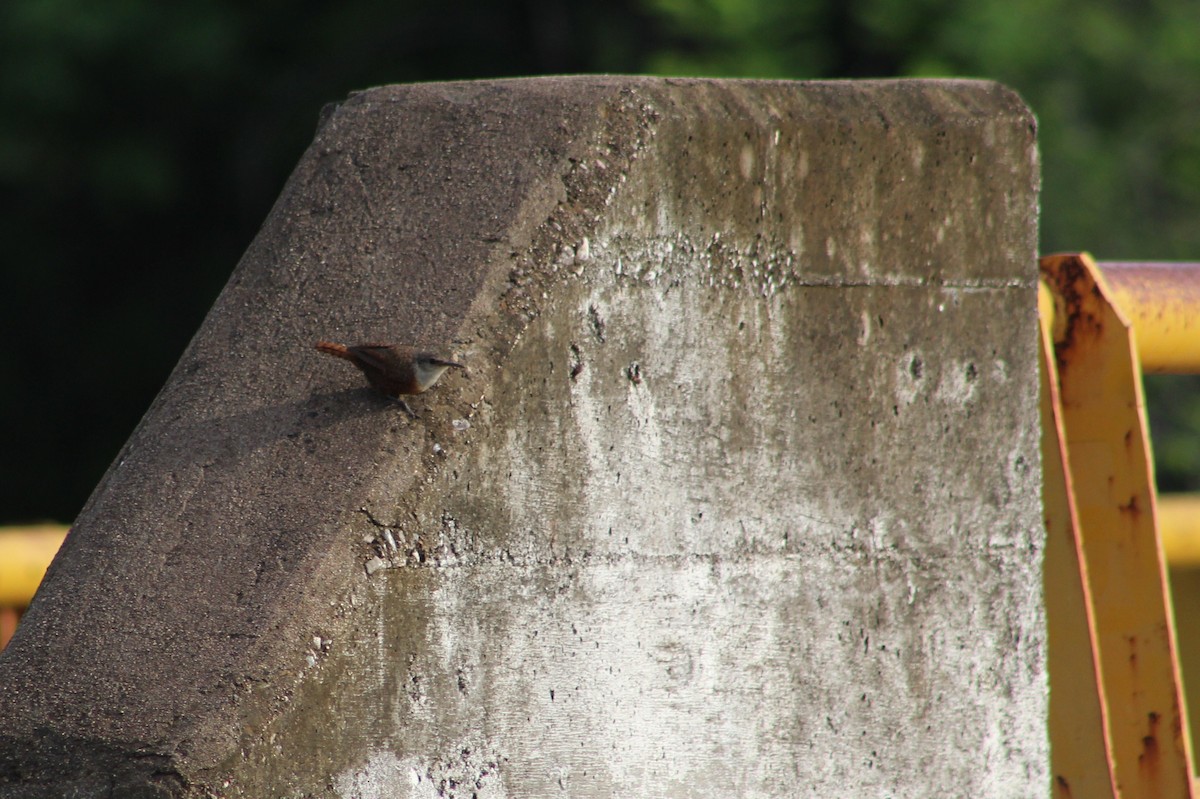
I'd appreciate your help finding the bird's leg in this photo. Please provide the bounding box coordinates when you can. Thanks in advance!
[391,397,418,418]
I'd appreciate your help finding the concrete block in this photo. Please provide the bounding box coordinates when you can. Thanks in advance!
[0,77,1042,797]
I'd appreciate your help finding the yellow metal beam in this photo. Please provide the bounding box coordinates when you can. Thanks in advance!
[0,524,67,606]
[1161,495,1200,568]
[1040,281,1119,798]
[1041,252,1197,797]
[1098,261,1200,374]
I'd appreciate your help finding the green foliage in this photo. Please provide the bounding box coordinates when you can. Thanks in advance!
[2,0,1198,521]
[1147,376,1200,492]
[642,0,1200,258]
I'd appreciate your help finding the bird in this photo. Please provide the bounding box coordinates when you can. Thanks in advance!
[315,341,464,416]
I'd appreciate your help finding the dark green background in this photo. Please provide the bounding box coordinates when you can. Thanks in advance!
[4,0,1199,523]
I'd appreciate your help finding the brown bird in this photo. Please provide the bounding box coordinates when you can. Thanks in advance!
[315,341,464,415]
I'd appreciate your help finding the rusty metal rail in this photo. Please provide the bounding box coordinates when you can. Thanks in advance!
[1043,259,1200,567]
[0,525,67,650]
[1100,262,1200,373]
[1092,261,1200,570]
[1041,253,1200,798]
[1161,496,1200,567]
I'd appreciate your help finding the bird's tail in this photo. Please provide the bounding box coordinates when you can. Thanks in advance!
[315,341,353,360]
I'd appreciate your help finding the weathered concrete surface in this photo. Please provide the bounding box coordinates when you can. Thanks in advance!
[0,77,1043,797]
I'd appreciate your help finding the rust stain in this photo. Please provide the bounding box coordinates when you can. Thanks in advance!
[1169,691,1191,785]
[1129,635,1138,671]
[1040,254,1106,376]
[1118,494,1141,518]
[1139,711,1161,785]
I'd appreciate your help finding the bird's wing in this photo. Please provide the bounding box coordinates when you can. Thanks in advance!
[347,344,397,371]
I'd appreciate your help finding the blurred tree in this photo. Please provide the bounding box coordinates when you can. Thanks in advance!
[1,0,1198,522]
[0,0,662,522]
[643,0,1200,257]
[1148,375,1200,492]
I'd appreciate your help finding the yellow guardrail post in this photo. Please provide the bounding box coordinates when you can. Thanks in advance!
[1095,259,1200,796]
[1039,280,1120,797]
[1041,253,1196,797]
[1096,260,1200,571]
